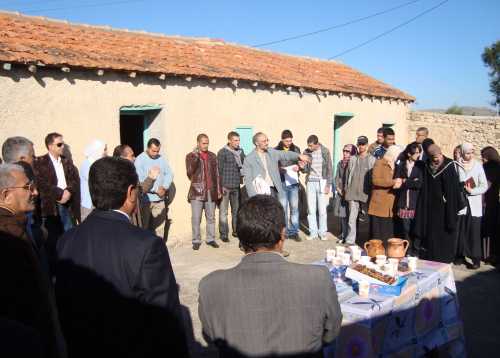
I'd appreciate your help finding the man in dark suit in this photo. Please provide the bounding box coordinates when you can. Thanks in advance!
[198,195,342,357]
[34,132,80,274]
[55,157,187,358]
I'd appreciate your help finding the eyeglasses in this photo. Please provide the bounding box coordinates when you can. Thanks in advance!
[56,142,65,147]
[4,182,35,193]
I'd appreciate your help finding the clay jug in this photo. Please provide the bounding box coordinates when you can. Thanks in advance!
[363,239,385,257]
[387,238,410,259]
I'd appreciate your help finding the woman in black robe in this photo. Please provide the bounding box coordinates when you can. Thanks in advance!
[414,144,461,263]
[481,146,500,264]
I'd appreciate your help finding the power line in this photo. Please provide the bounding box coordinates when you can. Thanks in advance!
[22,0,147,14]
[328,0,449,59]
[252,0,423,48]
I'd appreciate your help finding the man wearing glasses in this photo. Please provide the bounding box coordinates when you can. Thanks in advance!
[34,132,80,274]
[0,163,66,358]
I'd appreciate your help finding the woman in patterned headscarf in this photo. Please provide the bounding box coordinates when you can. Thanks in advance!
[333,144,357,243]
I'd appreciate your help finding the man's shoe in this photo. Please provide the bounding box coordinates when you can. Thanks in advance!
[220,237,230,243]
[232,232,238,238]
[282,250,290,257]
[289,234,301,242]
[207,241,220,248]
[306,235,317,241]
[453,257,466,266]
[319,235,328,241]
[469,258,480,270]
[192,243,201,250]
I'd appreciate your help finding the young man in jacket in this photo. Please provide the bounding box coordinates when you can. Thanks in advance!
[275,129,301,242]
[186,134,222,250]
[344,136,376,245]
[302,135,333,241]
[217,131,245,242]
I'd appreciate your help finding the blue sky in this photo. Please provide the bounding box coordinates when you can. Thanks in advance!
[1,0,499,109]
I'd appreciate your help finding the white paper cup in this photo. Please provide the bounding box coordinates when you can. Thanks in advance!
[388,258,399,271]
[384,263,396,276]
[352,250,361,262]
[359,280,370,297]
[341,253,351,266]
[376,254,387,262]
[359,255,370,265]
[336,246,346,255]
[408,257,418,271]
[326,249,336,262]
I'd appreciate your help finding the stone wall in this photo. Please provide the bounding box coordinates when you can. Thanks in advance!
[408,111,500,156]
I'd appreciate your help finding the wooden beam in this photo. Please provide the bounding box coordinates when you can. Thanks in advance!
[129,71,137,78]
[97,69,104,76]
[252,81,258,87]
[315,90,323,96]
[270,84,276,90]
[210,78,217,84]
[36,61,45,67]
[2,63,11,71]
[231,79,238,87]
[286,86,292,92]
[185,76,192,82]
[28,64,37,73]
[61,66,70,73]
[158,73,166,80]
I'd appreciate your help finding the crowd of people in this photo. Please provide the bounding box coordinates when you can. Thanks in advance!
[0,125,499,357]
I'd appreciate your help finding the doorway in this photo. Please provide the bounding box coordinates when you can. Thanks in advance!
[332,112,354,177]
[120,115,145,155]
[119,105,161,155]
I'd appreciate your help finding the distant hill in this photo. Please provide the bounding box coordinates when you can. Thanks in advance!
[420,106,497,116]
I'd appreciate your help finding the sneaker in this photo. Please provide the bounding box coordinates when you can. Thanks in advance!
[192,243,201,250]
[306,235,318,241]
[207,241,220,248]
[220,236,230,243]
[319,235,328,241]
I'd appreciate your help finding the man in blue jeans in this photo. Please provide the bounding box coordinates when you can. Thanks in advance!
[302,135,333,241]
[275,130,301,242]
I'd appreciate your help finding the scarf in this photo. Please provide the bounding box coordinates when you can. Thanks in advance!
[225,145,243,172]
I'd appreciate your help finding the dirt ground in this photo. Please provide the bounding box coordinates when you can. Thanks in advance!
[169,215,500,357]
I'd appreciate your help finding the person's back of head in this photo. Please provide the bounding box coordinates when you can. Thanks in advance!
[237,195,285,253]
[2,137,34,164]
[89,157,138,212]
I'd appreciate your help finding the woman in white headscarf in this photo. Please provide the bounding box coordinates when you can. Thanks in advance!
[454,143,488,269]
[368,145,403,243]
[80,140,107,221]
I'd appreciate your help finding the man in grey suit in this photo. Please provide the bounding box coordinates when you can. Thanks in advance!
[243,132,310,198]
[198,195,342,357]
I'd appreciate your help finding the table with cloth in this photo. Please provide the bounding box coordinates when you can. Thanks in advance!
[317,259,466,357]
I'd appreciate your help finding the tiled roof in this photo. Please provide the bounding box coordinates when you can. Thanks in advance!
[0,12,414,101]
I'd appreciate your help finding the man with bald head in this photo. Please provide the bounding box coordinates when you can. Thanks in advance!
[414,144,461,263]
[242,132,310,199]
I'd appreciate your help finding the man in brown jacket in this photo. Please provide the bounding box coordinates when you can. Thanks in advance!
[34,132,80,275]
[186,134,222,250]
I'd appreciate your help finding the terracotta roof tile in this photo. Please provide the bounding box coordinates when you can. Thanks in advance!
[0,12,414,101]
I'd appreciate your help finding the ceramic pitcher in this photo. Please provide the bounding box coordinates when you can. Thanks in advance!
[386,238,410,259]
[363,239,385,257]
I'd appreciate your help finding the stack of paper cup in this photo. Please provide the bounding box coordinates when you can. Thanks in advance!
[359,280,370,297]
[408,257,418,272]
